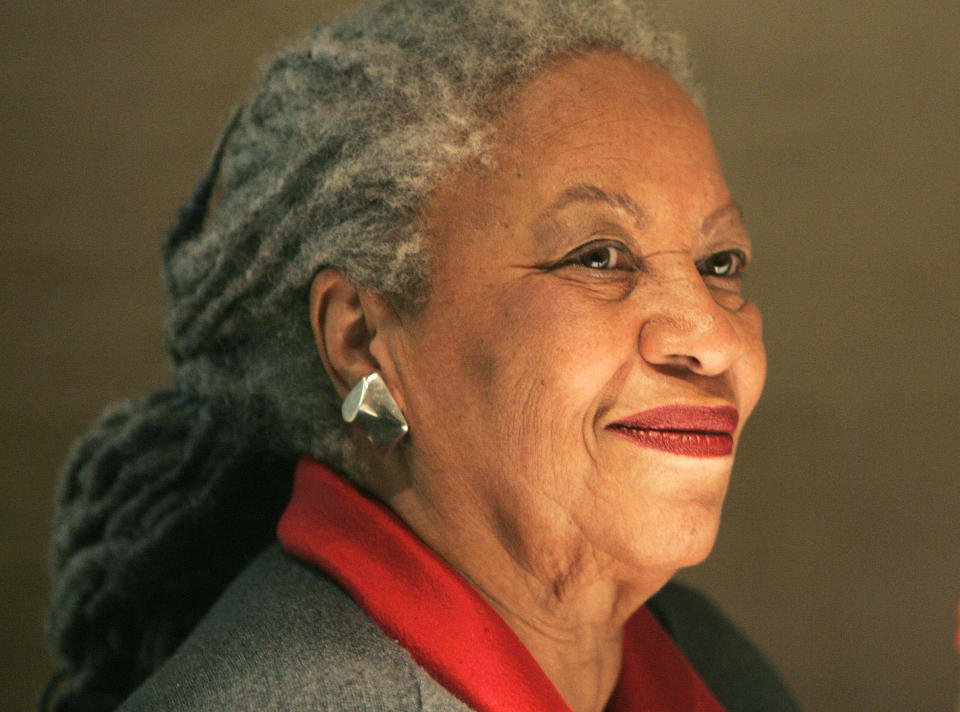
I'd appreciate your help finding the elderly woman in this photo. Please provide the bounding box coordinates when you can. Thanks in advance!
[45,1,799,711]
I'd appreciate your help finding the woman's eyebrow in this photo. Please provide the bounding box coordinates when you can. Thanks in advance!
[547,183,648,229]
[700,201,744,236]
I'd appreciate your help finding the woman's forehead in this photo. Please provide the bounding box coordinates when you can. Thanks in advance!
[496,51,704,142]
[419,51,727,242]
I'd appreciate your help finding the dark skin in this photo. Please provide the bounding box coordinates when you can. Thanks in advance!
[311,51,766,712]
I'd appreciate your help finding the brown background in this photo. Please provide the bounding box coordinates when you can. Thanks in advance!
[2,2,957,710]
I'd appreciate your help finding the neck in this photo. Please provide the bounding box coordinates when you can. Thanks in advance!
[477,583,628,712]
[388,486,674,712]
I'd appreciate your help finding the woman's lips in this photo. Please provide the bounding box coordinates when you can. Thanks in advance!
[607,405,739,458]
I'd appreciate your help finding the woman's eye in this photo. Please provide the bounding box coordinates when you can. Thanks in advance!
[698,250,746,278]
[573,244,631,271]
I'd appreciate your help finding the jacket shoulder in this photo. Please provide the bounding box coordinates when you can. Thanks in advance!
[648,581,802,712]
[118,544,473,712]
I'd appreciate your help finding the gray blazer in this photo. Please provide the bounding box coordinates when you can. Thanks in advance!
[118,545,799,711]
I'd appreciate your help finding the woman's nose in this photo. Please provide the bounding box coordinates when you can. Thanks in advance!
[637,274,744,376]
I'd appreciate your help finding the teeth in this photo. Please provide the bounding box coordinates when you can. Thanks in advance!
[609,424,733,456]
[619,426,723,436]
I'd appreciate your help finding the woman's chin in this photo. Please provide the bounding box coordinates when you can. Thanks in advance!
[571,490,724,585]
[642,511,722,573]
[671,521,723,570]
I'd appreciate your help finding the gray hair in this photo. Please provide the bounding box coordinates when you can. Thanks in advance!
[45,1,697,709]
[169,0,698,471]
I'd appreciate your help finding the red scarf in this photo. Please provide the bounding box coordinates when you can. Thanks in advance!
[278,458,726,712]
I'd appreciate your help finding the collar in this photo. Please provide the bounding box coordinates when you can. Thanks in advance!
[278,457,725,712]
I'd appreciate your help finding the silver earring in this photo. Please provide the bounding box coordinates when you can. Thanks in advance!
[341,373,409,452]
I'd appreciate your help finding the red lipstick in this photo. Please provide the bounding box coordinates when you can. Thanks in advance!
[608,405,739,457]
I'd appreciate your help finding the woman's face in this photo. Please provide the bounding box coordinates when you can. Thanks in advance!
[385,52,766,580]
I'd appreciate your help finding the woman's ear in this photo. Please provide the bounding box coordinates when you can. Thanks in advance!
[309,269,395,400]
[311,269,370,399]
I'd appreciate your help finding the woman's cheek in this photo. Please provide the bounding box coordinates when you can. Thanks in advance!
[732,301,767,418]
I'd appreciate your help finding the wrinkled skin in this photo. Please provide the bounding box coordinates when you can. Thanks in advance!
[313,51,766,712]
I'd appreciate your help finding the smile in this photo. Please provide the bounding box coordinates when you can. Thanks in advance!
[607,405,739,458]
